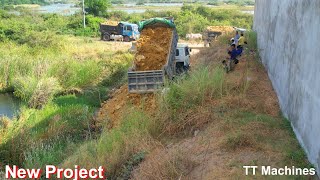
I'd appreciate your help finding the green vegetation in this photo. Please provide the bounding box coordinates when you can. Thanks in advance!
[0,8,132,172]
[85,0,112,16]
[0,3,312,180]
[108,4,253,37]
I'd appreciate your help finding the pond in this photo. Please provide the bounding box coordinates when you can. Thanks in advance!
[0,94,21,119]
[38,3,81,15]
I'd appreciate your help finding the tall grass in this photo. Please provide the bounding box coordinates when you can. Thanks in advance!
[245,30,258,51]
[0,36,133,107]
[163,66,225,111]
[62,109,156,178]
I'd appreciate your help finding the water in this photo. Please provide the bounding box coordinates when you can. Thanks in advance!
[0,94,21,119]
[38,3,80,15]
[16,3,254,15]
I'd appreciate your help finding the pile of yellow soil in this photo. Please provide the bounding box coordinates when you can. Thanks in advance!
[97,85,157,128]
[206,26,234,33]
[134,27,173,71]
[101,20,119,26]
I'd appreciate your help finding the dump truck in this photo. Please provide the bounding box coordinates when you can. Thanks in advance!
[127,18,190,94]
[203,26,235,47]
[99,21,140,42]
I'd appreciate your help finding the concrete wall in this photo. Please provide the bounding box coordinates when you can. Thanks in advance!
[254,0,320,173]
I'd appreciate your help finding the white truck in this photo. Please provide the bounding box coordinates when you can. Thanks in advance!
[175,44,191,74]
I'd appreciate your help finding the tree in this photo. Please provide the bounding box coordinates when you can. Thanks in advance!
[208,0,219,6]
[85,0,111,16]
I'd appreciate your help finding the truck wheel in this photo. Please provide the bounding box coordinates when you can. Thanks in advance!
[123,36,130,42]
[103,34,111,41]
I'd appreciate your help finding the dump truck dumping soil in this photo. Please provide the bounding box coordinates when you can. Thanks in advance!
[98,19,175,126]
[134,27,173,71]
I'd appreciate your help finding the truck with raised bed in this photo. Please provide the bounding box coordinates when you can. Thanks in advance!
[128,18,190,94]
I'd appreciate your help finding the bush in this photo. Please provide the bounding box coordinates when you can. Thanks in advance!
[62,109,156,178]
[49,60,103,89]
[164,66,225,110]
[13,77,61,108]
[176,11,210,37]
[245,30,257,51]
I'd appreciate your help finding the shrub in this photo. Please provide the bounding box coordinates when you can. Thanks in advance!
[49,60,102,89]
[13,76,61,108]
[245,30,257,51]
[28,77,62,109]
[62,109,156,178]
[163,66,225,110]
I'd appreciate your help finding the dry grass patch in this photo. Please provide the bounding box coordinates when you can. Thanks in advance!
[132,148,198,180]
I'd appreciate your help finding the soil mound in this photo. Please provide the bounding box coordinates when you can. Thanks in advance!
[97,85,157,128]
[134,27,173,71]
[206,26,234,33]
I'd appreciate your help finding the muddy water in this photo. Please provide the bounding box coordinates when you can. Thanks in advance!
[0,94,21,119]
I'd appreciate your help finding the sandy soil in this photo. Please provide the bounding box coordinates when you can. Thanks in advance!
[134,27,173,71]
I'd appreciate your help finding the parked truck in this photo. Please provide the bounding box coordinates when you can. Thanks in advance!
[99,22,140,42]
[203,26,234,47]
[127,18,190,94]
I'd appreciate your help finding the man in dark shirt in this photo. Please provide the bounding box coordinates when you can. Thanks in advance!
[228,44,239,64]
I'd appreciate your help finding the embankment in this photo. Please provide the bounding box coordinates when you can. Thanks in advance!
[254,0,320,173]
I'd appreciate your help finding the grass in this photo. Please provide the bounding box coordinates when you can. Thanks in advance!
[130,34,315,179]
[61,108,156,178]
[0,9,315,180]
[0,34,133,172]
[0,36,132,107]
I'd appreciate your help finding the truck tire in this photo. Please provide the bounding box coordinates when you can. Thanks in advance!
[123,36,130,42]
[102,34,111,41]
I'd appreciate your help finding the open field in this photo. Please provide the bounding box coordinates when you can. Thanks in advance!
[0,37,134,170]
[57,34,315,179]
[0,4,315,179]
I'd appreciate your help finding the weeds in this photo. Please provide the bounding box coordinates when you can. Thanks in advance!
[163,66,225,111]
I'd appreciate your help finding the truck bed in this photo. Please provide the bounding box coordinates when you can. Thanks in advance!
[128,70,164,93]
[128,28,178,93]
[99,24,121,35]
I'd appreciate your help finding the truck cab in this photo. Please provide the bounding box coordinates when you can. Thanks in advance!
[121,22,140,41]
[175,44,191,73]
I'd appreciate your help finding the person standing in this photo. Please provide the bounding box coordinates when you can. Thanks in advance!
[234,31,240,45]
[238,33,245,48]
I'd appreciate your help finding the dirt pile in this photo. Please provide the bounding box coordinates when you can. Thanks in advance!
[97,85,157,128]
[206,26,234,33]
[134,27,173,71]
[101,20,119,26]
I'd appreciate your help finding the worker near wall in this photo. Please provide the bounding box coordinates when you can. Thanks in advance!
[228,44,239,64]
[237,33,245,48]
